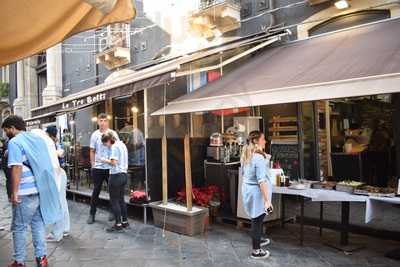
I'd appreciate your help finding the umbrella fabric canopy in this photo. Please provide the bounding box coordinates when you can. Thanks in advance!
[0,0,135,66]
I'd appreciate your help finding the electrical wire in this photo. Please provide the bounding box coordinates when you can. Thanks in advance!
[29,0,400,87]
[35,0,400,51]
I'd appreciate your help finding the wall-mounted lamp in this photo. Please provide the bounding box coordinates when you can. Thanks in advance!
[131,107,139,113]
[335,0,350,10]
[107,115,112,120]
[91,117,98,122]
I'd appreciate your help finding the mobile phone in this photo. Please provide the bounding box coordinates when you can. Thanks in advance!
[265,207,273,215]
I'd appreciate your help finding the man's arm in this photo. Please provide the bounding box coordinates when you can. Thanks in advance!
[89,133,96,168]
[7,141,23,204]
[90,148,95,168]
[10,165,22,204]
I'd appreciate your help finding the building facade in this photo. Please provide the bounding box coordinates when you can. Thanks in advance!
[4,0,400,235]
[6,0,399,118]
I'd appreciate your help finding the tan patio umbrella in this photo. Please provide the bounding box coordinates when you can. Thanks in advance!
[0,0,136,66]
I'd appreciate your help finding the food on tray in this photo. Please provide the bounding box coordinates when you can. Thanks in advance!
[312,181,336,190]
[337,180,364,187]
[358,185,394,193]
[354,185,396,197]
[336,180,364,193]
[289,183,307,190]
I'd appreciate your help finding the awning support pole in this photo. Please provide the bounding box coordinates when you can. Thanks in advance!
[184,134,193,211]
[162,135,168,205]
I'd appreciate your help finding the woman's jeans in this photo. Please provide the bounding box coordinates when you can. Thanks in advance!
[251,213,266,250]
[109,173,128,224]
[12,194,47,263]
[50,171,70,240]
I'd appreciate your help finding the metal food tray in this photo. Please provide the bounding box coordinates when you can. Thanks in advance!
[353,189,395,198]
[312,183,336,190]
[336,184,357,194]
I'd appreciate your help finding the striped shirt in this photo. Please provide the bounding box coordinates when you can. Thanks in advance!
[8,137,38,196]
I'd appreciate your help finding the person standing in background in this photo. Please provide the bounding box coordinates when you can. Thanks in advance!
[87,113,119,224]
[101,131,129,232]
[0,138,10,232]
[2,138,12,200]
[241,131,273,260]
[45,126,70,242]
[46,126,65,167]
[61,128,72,165]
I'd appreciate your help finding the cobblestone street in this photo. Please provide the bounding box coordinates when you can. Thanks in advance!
[1,177,400,267]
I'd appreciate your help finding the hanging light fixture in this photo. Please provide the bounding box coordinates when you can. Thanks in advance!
[335,0,350,10]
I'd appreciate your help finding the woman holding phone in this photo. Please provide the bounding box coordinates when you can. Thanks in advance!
[241,130,273,259]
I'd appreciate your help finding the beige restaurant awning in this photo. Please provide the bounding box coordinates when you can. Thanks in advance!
[0,0,135,66]
[153,18,400,116]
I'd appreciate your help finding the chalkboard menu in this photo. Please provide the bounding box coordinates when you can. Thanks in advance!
[270,140,300,179]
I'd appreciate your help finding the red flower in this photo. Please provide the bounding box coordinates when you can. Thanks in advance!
[176,185,224,207]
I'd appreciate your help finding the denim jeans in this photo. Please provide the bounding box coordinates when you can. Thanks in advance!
[11,194,47,263]
[49,171,70,240]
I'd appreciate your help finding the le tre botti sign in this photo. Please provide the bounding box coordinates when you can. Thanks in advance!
[31,72,173,117]
[61,93,106,110]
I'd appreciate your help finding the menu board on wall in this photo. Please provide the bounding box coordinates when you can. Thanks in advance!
[270,140,300,179]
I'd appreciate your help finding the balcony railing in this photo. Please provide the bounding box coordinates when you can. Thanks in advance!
[189,0,241,39]
[199,0,240,10]
[96,23,131,70]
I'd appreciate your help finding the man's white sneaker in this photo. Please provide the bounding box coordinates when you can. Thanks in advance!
[260,237,271,247]
[251,249,270,259]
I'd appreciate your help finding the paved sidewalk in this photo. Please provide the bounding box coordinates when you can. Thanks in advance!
[1,184,400,267]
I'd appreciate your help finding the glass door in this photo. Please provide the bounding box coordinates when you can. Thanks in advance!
[298,102,320,180]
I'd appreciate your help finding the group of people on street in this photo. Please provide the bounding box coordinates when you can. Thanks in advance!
[1,113,129,266]
[87,113,129,232]
[1,115,70,267]
[2,112,274,265]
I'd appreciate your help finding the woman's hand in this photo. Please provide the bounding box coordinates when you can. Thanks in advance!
[265,200,273,212]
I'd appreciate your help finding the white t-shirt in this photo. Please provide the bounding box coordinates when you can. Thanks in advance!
[110,140,128,174]
[90,129,119,169]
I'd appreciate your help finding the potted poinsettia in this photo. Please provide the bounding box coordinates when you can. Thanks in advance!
[150,135,210,236]
[177,185,224,222]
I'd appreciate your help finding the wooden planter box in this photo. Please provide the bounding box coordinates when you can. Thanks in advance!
[150,201,209,236]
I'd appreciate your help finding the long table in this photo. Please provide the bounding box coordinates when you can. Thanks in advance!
[273,186,400,248]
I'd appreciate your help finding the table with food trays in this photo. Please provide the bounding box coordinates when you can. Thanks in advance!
[273,184,400,252]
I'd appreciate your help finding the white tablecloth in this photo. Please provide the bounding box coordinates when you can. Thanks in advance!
[272,187,400,223]
[366,196,400,223]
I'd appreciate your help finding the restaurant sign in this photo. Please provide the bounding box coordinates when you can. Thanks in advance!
[26,119,41,127]
[61,93,106,110]
[31,73,173,117]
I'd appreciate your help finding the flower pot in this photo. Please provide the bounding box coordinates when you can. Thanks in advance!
[150,201,209,236]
